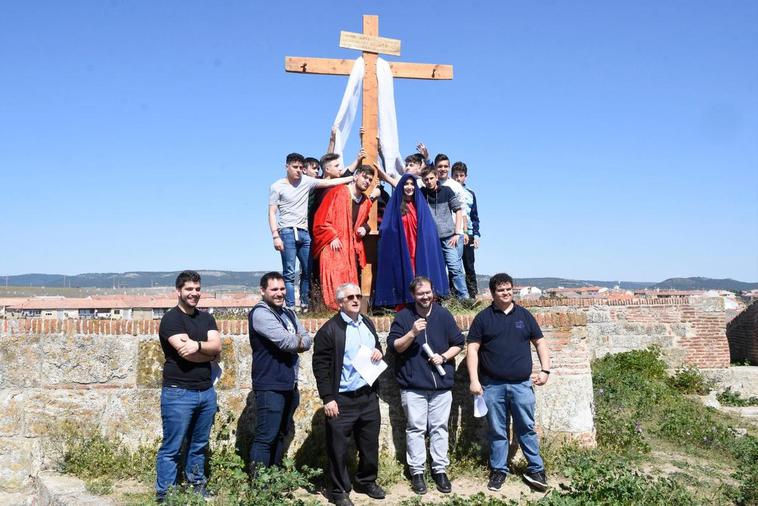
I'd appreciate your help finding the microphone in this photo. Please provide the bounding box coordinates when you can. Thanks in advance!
[421,343,446,376]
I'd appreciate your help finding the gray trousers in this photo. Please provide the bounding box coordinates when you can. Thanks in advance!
[400,389,452,475]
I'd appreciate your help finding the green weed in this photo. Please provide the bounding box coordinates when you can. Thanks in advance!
[669,364,714,395]
[717,387,758,407]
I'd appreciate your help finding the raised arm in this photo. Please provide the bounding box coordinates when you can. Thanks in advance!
[374,164,398,188]
[327,126,336,154]
[343,148,366,175]
[389,317,426,354]
[314,175,352,189]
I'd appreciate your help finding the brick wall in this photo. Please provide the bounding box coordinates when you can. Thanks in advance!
[0,296,733,492]
[726,301,758,365]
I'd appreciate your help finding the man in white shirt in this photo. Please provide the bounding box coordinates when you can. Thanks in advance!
[268,152,351,311]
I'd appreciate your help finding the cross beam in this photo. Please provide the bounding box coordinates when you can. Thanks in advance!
[284,14,453,307]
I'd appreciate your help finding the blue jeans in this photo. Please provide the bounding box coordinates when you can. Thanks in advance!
[249,389,300,467]
[155,386,217,498]
[279,227,310,308]
[440,237,469,299]
[483,379,544,474]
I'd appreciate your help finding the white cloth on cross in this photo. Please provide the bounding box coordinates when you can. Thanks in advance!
[332,57,403,178]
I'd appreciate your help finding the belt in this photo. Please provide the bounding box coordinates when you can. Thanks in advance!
[338,385,372,398]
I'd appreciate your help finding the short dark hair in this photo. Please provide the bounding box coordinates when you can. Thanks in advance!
[451,161,468,176]
[355,164,375,177]
[260,271,284,289]
[404,153,425,165]
[489,273,514,293]
[304,157,320,169]
[409,275,433,293]
[434,153,449,166]
[420,166,436,178]
[319,152,340,169]
[286,152,305,165]
[175,270,201,289]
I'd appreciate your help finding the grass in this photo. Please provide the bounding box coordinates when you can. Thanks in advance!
[50,347,757,505]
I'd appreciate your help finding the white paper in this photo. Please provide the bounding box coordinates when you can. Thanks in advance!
[474,394,488,418]
[211,360,223,386]
[421,343,446,376]
[353,345,388,386]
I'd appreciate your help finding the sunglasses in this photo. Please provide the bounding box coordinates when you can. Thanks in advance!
[343,294,363,301]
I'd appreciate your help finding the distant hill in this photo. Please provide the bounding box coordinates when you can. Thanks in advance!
[2,272,755,292]
[1,271,270,289]
[651,277,758,292]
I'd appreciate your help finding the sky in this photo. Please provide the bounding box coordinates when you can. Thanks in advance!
[1,1,757,282]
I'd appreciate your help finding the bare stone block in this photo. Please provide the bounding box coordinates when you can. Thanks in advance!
[24,390,107,437]
[36,470,116,505]
[40,335,136,386]
[537,374,595,439]
[233,336,252,389]
[0,336,41,388]
[217,390,248,420]
[137,338,163,388]
[0,437,34,492]
[100,389,161,447]
[0,390,25,437]
[216,337,236,390]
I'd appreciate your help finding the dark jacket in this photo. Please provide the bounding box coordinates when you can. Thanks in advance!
[249,302,300,391]
[387,303,464,390]
[420,184,461,239]
[312,312,383,404]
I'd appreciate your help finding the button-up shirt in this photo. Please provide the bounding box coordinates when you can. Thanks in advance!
[339,311,376,392]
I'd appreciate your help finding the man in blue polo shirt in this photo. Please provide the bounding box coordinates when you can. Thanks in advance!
[466,273,551,493]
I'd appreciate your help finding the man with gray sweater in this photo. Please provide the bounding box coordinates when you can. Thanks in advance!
[248,271,313,472]
[420,167,469,300]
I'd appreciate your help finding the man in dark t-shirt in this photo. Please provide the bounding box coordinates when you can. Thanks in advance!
[155,270,222,502]
[466,273,551,494]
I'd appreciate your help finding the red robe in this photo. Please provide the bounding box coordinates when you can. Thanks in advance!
[312,185,372,310]
[401,201,418,274]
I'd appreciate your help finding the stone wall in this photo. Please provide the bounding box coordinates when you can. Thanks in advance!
[524,296,730,368]
[726,301,758,365]
[0,296,731,493]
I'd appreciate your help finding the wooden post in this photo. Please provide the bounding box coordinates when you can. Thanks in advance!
[284,14,453,309]
[360,15,379,309]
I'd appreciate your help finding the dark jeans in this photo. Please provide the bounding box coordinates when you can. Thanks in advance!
[463,240,478,297]
[249,389,300,467]
[325,389,381,498]
[155,386,217,498]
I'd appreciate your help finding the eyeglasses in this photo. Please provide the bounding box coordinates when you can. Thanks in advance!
[343,294,363,301]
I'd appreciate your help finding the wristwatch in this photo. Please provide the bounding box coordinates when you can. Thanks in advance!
[541,369,550,375]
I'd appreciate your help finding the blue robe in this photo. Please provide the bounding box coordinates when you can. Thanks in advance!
[375,174,449,306]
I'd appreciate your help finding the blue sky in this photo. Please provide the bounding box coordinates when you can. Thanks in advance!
[1,1,756,281]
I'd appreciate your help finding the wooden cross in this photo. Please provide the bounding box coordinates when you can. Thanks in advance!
[285,14,453,305]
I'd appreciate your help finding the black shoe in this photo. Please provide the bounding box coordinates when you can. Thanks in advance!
[354,482,386,499]
[488,471,507,491]
[431,472,452,494]
[522,470,548,492]
[330,495,354,506]
[410,473,427,495]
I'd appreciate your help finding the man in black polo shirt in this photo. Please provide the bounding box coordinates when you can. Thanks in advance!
[156,270,222,502]
[466,273,551,493]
